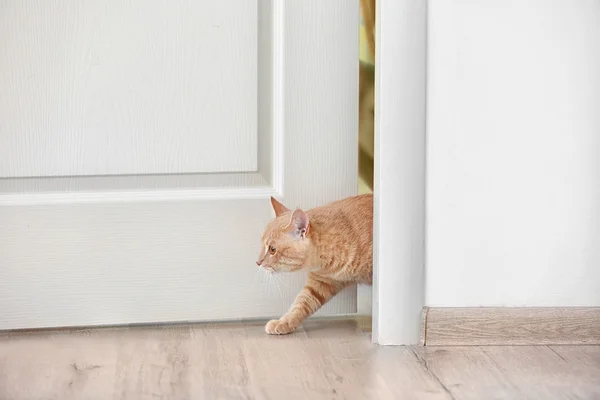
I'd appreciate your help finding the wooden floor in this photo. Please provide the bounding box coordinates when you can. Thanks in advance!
[0,318,599,399]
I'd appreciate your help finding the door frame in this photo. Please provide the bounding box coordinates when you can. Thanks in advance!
[372,0,427,345]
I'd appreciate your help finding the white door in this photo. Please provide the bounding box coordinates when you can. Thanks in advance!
[0,0,359,330]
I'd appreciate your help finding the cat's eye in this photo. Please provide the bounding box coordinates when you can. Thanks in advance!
[268,246,276,255]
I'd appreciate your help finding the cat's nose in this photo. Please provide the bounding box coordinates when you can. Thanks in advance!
[256,261,261,267]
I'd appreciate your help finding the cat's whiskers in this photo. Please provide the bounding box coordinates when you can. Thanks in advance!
[268,271,286,314]
[264,270,274,298]
[273,273,288,288]
[253,267,271,298]
[252,265,262,284]
[252,266,266,297]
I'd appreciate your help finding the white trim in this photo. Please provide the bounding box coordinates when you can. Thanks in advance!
[0,186,279,206]
[372,0,427,345]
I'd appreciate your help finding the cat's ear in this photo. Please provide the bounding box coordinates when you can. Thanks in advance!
[270,196,290,217]
[287,209,310,239]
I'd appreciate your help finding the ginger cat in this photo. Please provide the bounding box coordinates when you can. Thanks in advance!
[256,194,373,335]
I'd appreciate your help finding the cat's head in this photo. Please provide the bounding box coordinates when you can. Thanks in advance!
[256,197,312,273]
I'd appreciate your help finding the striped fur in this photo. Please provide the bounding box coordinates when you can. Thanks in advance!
[256,194,373,335]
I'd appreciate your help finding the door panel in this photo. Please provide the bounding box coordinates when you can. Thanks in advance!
[0,0,359,329]
[0,0,258,177]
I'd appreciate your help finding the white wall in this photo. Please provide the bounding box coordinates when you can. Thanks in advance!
[427,0,600,307]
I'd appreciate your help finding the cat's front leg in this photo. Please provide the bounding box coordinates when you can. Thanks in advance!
[265,273,346,335]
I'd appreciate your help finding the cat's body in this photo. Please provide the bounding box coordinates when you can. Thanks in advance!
[256,194,373,335]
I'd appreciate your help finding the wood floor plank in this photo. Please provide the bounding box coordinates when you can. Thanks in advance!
[414,345,600,400]
[243,337,450,399]
[112,323,264,398]
[479,346,600,399]
[550,345,600,368]
[423,307,600,346]
[0,329,121,400]
[549,345,600,395]
[112,325,195,399]
[366,346,452,399]
[412,346,517,400]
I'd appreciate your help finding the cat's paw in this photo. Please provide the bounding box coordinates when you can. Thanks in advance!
[265,319,296,335]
